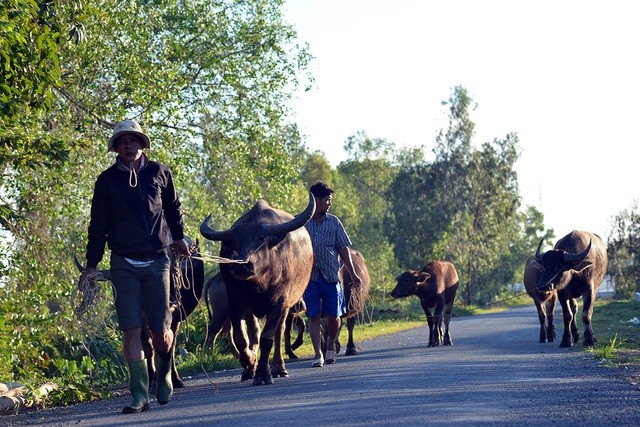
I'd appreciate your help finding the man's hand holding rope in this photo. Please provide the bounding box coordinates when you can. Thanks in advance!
[171,239,192,257]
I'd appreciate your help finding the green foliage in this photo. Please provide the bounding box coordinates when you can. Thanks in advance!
[591,299,640,349]
[0,0,312,408]
[334,131,402,302]
[607,201,640,299]
[387,86,549,306]
[46,357,109,406]
[591,334,624,362]
[0,0,86,172]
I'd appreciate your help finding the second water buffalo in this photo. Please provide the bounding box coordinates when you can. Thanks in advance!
[391,260,459,347]
[532,230,608,347]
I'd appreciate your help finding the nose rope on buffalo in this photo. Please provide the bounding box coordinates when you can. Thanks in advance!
[181,239,269,266]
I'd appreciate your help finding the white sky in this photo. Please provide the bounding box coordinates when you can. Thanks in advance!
[284,0,640,240]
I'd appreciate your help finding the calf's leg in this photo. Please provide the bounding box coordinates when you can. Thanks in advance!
[442,302,453,346]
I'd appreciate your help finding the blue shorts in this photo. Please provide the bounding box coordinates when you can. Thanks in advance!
[303,275,346,318]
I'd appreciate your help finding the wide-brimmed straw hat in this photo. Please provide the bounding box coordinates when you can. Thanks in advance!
[108,120,151,152]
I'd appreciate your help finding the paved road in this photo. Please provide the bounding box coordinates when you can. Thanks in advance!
[5,306,640,426]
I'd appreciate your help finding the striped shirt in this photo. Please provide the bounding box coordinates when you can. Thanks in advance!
[305,213,352,282]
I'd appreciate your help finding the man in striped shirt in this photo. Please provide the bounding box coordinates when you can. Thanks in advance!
[304,181,363,367]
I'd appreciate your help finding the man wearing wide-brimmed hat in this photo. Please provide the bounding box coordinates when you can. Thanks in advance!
[79,119,191,413]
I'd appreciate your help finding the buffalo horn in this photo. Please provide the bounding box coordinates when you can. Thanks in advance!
[199,214,234,242]
[261,192,316,236]
[563,239,592,263]
[534,239,544,261]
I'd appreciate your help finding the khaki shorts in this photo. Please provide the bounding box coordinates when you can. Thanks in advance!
[110,252,172,333]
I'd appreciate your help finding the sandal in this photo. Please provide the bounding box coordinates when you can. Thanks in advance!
[311,356,324,368]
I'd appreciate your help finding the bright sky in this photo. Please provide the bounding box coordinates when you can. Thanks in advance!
[284,0,640,241]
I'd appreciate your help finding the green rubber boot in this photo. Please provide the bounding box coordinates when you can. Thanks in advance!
[156,354,173,405]
[122,359,150,414]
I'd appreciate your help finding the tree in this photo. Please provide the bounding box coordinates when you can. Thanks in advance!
[388,86,534,305]
[0,0,312,393]
[300,151,334,188]
[0,0,86,228]
[607,202,640,298]
[334,131,401,301]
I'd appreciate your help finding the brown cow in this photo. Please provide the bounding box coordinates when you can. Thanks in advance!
[533,230,608,347]
[523,256,558,343]
[200,193,315,385]
[391,261,459,347]
[203,272,259,358]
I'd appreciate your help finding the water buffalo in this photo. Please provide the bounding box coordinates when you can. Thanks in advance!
[524,256,558,343]
[200,193,315,385]
[533,230,608,347]
[74,237,204,388]
[337,248,371,356]
[203,273,259,358]
[391,260,459,347]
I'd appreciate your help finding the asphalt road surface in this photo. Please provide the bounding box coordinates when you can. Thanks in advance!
[5,306,640,426]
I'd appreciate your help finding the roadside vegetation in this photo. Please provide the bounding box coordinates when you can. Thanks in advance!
[589,299,640,367]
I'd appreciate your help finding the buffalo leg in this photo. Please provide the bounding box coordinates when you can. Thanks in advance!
[270,311,290,380]
[140,328,156,390]
[569,298,580,343]
[169,321,184,388]
[256,309,286,385]
[345,316,358,355]
[545,294,557,342]
[291,316,306,351]
[284,311,297,359]
[434,300,445,346]
[230,314,256,381]
[559,297,576,347]
[285,313,305,359]
[534,301,548,343]
[581,291,597,346]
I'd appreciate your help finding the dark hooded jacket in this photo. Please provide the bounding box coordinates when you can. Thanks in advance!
[85,155,185,268]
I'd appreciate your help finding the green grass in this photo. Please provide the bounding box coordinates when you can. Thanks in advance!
[589,299,640,367]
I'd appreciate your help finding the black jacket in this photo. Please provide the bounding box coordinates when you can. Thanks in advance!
[85,156,185,268]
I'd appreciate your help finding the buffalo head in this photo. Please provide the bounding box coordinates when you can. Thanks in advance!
[533,238,593,291]
[200,192,315,281]
[391,270,430,299]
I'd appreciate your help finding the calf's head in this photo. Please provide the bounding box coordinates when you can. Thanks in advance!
[391,270,430,299]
